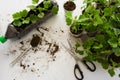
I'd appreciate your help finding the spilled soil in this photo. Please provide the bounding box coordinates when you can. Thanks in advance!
[30,34,42,47]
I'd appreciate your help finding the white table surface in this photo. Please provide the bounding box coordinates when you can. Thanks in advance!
[0,0,119,80]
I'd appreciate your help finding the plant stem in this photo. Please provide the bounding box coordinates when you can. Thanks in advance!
[108,0,111,7]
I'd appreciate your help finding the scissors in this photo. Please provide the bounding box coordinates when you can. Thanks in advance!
[62,39,96,80]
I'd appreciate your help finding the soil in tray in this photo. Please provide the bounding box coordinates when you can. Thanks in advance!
[63,1,76,11]
[14,2,54,32]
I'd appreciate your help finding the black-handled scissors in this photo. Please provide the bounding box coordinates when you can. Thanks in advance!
[62,40,96,80]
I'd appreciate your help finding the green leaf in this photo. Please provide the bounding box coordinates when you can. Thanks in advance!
[75,41,81,48]
[27,5,36,10]
[22,17,30,24]
[94,14,103,25]
[101,50,111,55]
[98,59,109,69]
[12,12,22,20]
[66,11,72,18]
[78,14,89,22]
[85,5,94,13]
[83,38,94,49]
[51,5,59,14]
[108,68,115,77]
[20,9,28,17]
[65,11,72,25]
[113,47,120,56]
[30,14,38,23]
[66,18,72,25]
[93,44,103,49]
[78,17,89,23]
[75,50,84,55]
[108,38,118,48]
[113,28,120,37]
[116,13,120,22]
[118,38,120,46]
[43,0,51,9]
[32,0,39,4]
[13,20,22,27]
[104,7,114,16]
[37,7,45,12]
[95,34,107,45]
[38,12,44,18]
[83,51,98,61]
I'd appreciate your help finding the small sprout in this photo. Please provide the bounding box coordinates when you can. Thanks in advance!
[32,0,39,4]
[12,0,58,27]
[38,12,44,18]
[43,0,51,9]
[13,20,22,27]
[12,9,28,20]
[37,7,46,12]
[27,5,36,10]
[22,17,30,24]
[30,14,38,23]
[20,9,28,18]
[52,5,59,14]
[12,12,22,20]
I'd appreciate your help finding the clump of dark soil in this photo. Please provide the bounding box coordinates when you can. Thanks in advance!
[30,34,42,47]
[46,42,59,56]
[63,1,76,11]
[20,62,26,69]
[50,44,59,56]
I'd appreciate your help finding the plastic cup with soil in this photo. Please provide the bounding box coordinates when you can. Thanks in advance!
[63,1,76,12]
[70,26,84,38]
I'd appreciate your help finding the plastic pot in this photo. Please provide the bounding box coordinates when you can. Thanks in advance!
[5,0,58,39]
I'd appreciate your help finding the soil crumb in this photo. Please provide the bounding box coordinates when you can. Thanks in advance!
[30,34,42,47]
[20,62,26,69]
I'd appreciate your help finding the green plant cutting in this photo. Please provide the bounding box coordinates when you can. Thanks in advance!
[67,0,120,77]
[12,0,58,27]
[65,11,89,34]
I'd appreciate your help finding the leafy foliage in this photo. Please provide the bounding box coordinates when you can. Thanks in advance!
[52,5,59,14]
[32,0,39,4]
[72,0,120,77]
[12,0,58,27]
[43,0,51,9]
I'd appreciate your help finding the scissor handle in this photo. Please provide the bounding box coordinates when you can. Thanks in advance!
[82,60,96,72]
[74,64,84,80]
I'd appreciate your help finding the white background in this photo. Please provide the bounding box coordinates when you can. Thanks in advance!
[0,0,120,80]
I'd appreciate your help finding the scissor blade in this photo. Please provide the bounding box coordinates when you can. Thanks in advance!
[67,39,73,49]
[61,43,79,59]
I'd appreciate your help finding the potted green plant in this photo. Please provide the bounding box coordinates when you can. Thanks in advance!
[5,0,59,39]
[63,0,76,11]
[75,0,120,77]
[65,11,89,38]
